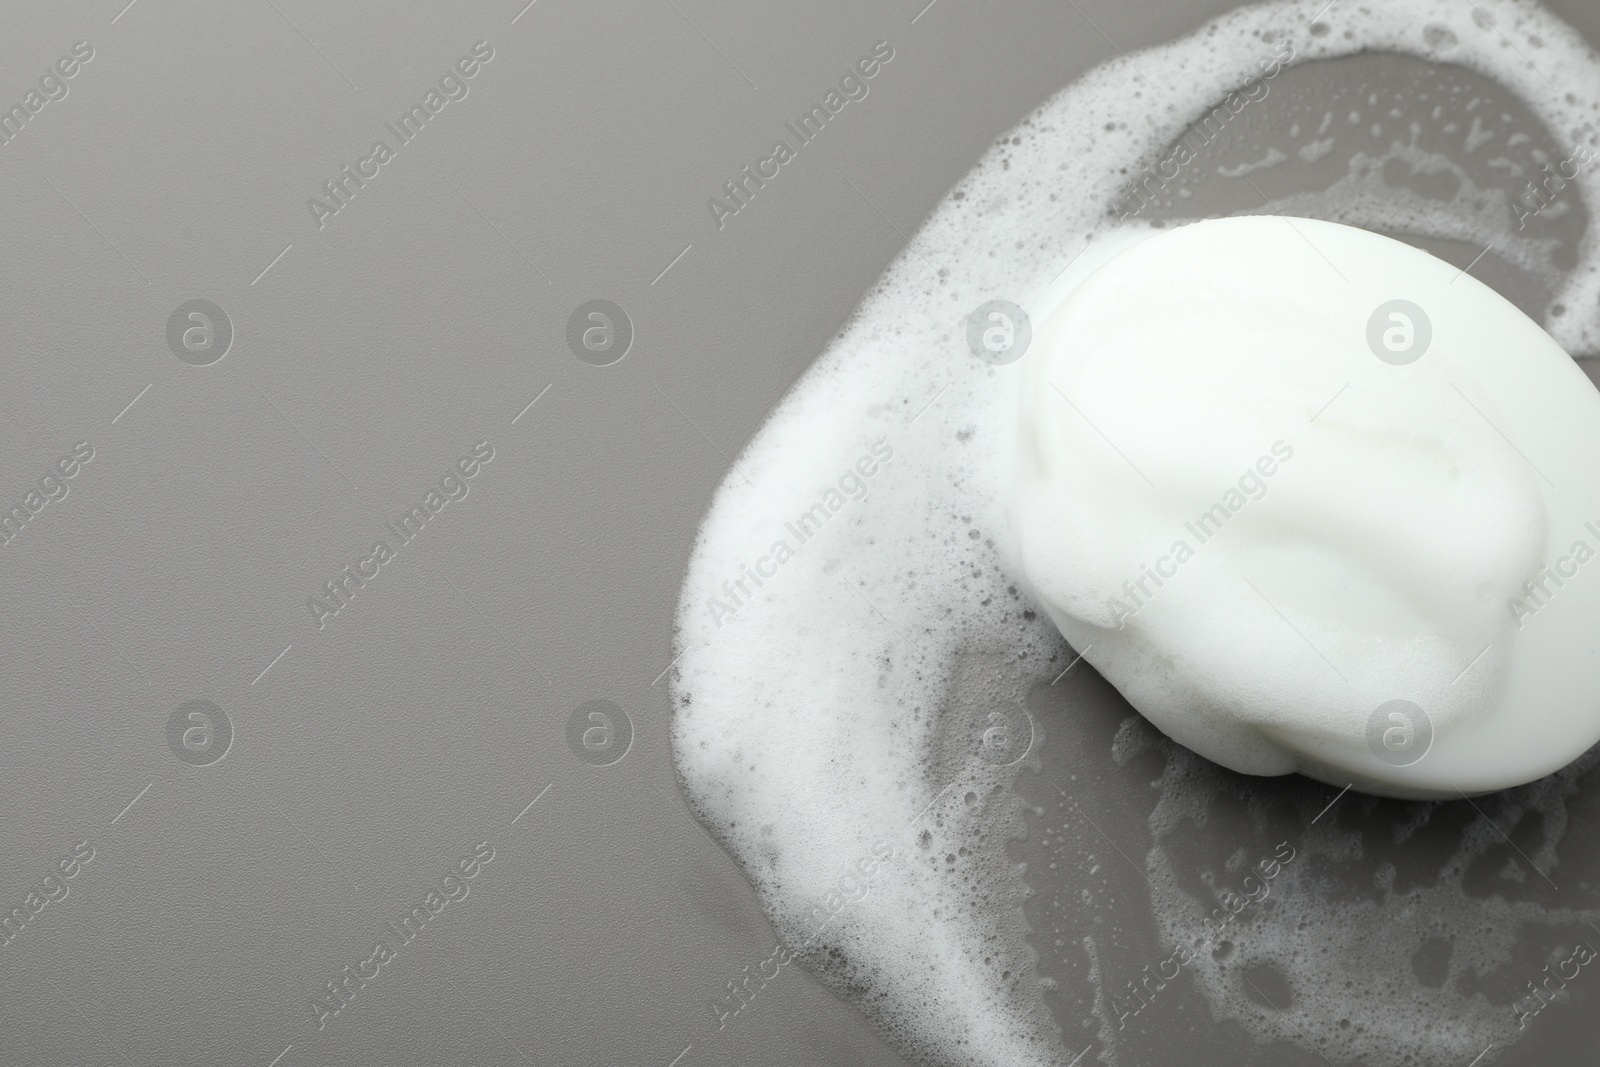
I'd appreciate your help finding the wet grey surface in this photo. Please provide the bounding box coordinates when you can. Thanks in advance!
[2,1,1600,1065]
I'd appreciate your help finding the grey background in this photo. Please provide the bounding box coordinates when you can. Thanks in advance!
[3,1,1600,1066]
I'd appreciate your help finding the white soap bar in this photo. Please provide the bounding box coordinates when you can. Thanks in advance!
[1010,215,1600,798]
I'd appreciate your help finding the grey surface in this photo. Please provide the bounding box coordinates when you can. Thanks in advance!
[3,2,1600,1066]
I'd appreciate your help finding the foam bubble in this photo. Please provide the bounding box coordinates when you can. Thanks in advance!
[1011,215,1581,791]
[671,2,1600,1065]
[1141,733,1600,1064]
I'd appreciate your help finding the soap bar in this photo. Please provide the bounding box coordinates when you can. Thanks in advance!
[1010,215,1600,798]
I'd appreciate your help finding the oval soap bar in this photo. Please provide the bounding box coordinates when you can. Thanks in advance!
[1010,215,1600,798]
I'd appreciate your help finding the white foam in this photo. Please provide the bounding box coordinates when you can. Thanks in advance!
[1009,214,1600,793]
[1142,734,1600,1064]
[671,2,1600,1065]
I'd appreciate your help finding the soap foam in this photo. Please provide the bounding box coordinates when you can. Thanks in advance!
[1134,722,1600,1064]
[671,2,1600,1065]
[1010,216,1551,784]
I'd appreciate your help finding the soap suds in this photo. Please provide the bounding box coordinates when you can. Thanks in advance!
[1010,216,1562,790]
[1142,736,1600,1063]
[671,2,1600,1066]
